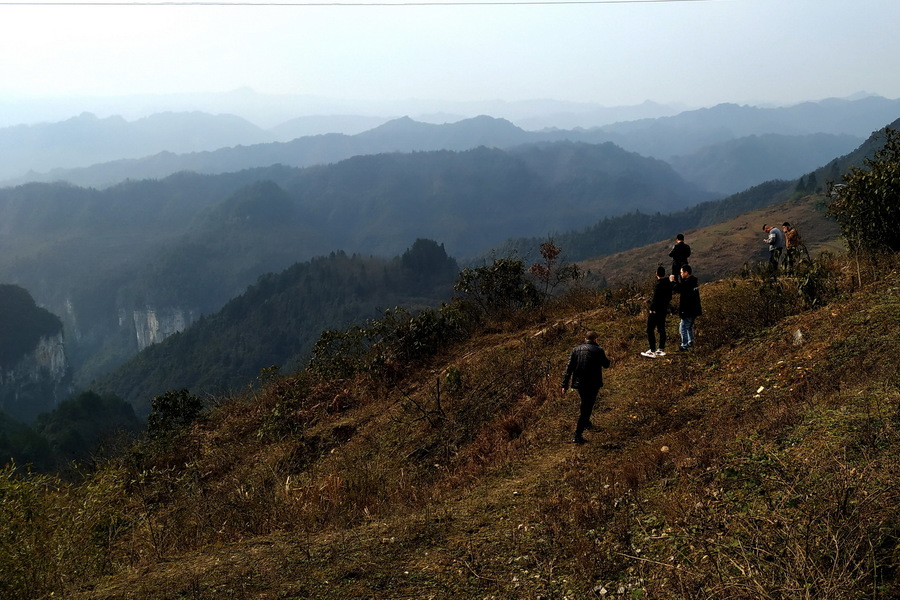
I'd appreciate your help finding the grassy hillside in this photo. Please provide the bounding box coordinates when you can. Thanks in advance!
[3,248,897,599]
[582,193,843,286]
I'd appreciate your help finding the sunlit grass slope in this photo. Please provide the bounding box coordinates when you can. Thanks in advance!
[4,249,897,600]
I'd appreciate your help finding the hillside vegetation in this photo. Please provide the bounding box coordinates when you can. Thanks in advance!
[3,125,898,600]
[2,247,897,599]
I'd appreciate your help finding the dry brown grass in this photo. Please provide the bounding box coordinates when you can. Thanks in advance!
[3,254,899,600]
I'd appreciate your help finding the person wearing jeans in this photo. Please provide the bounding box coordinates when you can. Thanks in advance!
[670,264,702,351]
[679,315,696,349]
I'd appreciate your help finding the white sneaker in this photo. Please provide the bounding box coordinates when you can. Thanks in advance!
[640,350,657,358]
[655,350,667,357]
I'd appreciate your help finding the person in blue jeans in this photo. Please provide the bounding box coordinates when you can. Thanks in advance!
[670,264,702,351]
[561,331,611,444]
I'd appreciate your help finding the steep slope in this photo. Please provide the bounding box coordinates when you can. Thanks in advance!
[0,284,70,422]
[580,192,842,286]
[31,254,898,600]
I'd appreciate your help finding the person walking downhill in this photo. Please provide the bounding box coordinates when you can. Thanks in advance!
[670,264,702,351]
[668,233,691,282]
[641,266,673,358]
[561,331,611,444]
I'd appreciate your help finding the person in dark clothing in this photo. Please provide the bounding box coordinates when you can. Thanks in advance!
[670,264,702,351]
[561,331,611,444]
[641,266,673,358]
[668,233,691,282]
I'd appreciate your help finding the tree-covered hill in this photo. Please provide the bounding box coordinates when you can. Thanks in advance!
[0,284,69,422]
[94,240,460,414]
[669,132,862,195]
[0,284,62,368]
[0,141,714,389]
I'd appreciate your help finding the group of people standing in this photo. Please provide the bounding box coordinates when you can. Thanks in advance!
[763,222,802,272]
[559,221,806,444]
[641,233,702,358]
[559,233,701,444]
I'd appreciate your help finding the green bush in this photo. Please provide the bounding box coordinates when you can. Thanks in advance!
[828,127,900,255]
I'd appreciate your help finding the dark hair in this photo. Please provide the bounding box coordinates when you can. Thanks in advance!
[585,331,599,341]
[656,266,667,278]
[676,233,685,241]
[762,224,769,231]
[782,222,791,228]
[681,264,693,275]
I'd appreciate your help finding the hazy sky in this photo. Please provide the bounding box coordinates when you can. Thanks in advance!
[2,0,899,110]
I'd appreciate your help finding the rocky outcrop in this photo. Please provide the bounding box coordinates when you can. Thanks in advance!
[0,331,71,422]
[128,307,195,351]
[0,284,71,421]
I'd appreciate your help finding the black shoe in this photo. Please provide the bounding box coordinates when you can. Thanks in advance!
[573,436,587,445]
[584,421,595,431]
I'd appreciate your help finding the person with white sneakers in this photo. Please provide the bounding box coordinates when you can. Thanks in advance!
[641,265,673,358]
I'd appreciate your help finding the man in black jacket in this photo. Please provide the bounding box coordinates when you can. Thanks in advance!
[670,264,702,351]
[641,266,673,358]
[668,233,691,282]
[561,331,611,444]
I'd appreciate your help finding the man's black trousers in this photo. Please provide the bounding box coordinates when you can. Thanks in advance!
[576,386,600,437]
[646,311,667,351]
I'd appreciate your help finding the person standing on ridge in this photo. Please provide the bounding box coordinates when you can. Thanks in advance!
[669,233,691,282]
[641,266,673,358]
[782,222,801,273]
[561,331,611,444]
[670,264,702,351]
[762,224,785,268]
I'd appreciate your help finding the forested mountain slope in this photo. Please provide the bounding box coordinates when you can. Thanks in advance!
[0,141,713,388]
[94,241,460,414]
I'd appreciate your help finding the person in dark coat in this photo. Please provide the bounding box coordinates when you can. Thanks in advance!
[668,233,691,282]
[641,266,673,358]
[670,264,702,351]
[561,331,611,444]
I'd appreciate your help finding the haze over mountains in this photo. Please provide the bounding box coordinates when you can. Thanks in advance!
[3,95,897,194]
[1,92,898,432]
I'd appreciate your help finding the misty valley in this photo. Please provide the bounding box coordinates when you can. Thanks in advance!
[1,96,897,472]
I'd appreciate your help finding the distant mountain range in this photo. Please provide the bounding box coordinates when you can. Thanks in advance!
[4,96,897,194]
